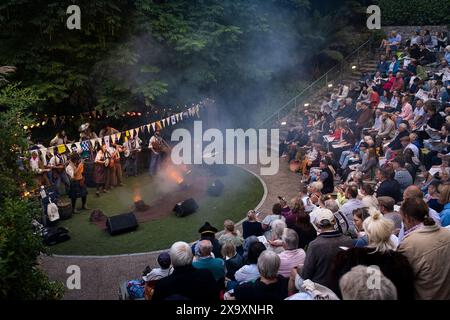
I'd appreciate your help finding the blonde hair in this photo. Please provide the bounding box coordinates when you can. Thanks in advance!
[221,242,236,259]
[439,184,450,206]
[363,208,395,253]
[224,219,237,236]
[310,181,324,192]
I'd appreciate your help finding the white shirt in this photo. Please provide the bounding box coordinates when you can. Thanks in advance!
[234,264,260,284]
[405,143,420,165]
[30,157,40,172]
[49,154,66,167]
[149,136,162,154]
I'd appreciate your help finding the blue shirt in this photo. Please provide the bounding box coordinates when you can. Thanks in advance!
[440,203,450,228]
[193,256,225,281]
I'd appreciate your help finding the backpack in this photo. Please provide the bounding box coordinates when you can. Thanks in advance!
[47,200,60,222]
[334,211,349,235]
[126,279,145,300]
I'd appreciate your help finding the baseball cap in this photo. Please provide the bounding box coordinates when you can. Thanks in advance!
[314,208,335,227]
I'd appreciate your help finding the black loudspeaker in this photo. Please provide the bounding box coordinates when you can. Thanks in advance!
[43,227,70,246]
[207,179,224,196]
[173,198,199,217]
[106,212,138,235]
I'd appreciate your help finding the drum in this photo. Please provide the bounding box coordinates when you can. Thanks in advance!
[57,199,73,220]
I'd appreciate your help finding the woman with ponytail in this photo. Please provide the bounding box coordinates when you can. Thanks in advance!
[397,197,450,300]
[218,220,244,249]
[332,208,415,300]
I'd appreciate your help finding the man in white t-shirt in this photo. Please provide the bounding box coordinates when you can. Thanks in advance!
[48,151,70,193]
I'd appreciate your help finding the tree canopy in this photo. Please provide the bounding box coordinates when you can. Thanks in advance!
[0,0,371,130]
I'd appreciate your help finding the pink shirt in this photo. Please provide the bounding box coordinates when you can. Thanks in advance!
[399,103,413,120]
[277,249,306,278]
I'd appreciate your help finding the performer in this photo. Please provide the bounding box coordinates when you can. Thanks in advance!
[79,123,98,161]
[99,123,119,138]
[109,143,124,187]
[48,149,70,194]
[66,152,88,213]
[148,129,169,176]
[29,149,50,186]
[123,135,142,177]
[50,130,72,147]
[94,143,112,196]
[79,123,98,142]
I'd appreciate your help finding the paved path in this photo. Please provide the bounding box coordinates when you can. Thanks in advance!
[40,160,299,300]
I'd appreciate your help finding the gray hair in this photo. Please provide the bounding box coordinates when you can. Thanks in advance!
[271,219,287,240]
[257,250,280,280]
[282,228,299,250]
[170,241,193,268]
[324,199,339,213]
[339,265,397,300]
[198,240,213,257]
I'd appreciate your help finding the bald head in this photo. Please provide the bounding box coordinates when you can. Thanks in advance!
[199,240,213,257]
[403,185,423,200]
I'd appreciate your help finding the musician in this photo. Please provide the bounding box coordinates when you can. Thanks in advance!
[29,149,50,186]
[108,143,124,187]
[50,130,72,146]
[148,129,168,176]
[79,123,98,142]
[66,152,88,213]
[94,143,112,196]
[99,123,119,138]
[123,135,142,177]
[48,150,70,194]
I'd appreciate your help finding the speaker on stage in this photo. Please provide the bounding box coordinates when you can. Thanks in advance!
[106,212,138,236]
[173,198,199,217]
[207,179,224,196]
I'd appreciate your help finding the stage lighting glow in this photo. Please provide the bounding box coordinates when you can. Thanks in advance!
[352,65,357,69]
[281,121,287,126]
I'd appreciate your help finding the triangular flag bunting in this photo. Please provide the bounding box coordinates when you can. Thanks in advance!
[151,122,156,132]
[161,118,166,127]
[166,117,171,126]
[179,112,184,120]
[57,144,66,154]
[129,129,134,139]
[171,115,176,125]
[104,135,110,148]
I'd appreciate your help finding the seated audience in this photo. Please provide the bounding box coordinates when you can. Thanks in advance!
[398,198,450,300]
[277,229,306,278]
[152,242,220,301]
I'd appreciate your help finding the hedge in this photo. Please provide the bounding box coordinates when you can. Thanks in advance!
[378,0,450,26]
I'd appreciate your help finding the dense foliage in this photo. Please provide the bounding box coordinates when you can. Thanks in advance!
[0,72,64,299]
[378,0,450,26]
[0,0,372,129]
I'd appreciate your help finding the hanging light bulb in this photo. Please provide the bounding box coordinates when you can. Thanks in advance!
[23,125,28,130]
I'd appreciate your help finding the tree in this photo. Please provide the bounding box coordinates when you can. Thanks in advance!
[0,69,64,299]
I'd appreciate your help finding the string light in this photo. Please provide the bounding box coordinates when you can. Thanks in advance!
[23,125,28,130]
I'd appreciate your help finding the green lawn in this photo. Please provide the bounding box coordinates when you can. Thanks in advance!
[48,165,264,256]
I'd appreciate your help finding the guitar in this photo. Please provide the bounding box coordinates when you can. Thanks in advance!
[104,150,114,168]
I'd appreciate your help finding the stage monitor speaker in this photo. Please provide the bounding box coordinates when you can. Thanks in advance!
[106,212,138,236]
[173,198,199,217]
[207,179,224,196]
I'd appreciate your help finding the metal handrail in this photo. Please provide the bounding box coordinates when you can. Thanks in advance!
[256,35,375,129]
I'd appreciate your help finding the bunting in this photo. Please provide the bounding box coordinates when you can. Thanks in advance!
[31,102,205,156]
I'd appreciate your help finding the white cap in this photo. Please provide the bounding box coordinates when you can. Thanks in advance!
[314,208,335,226]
